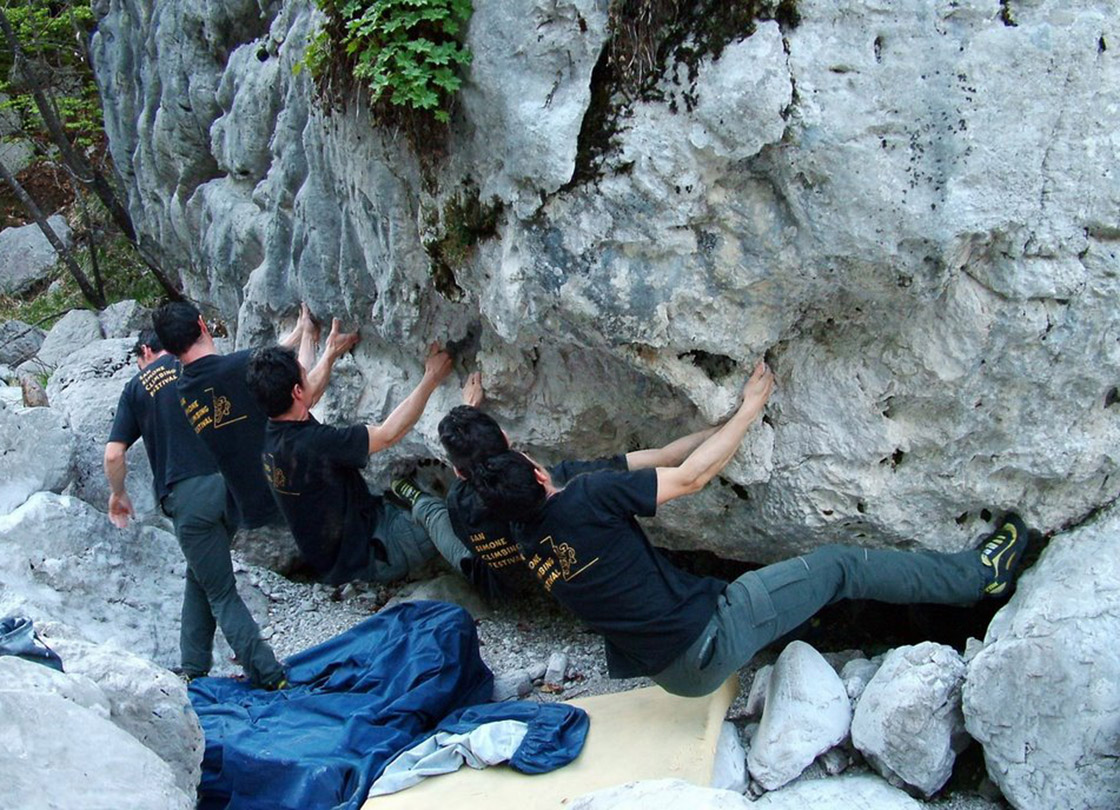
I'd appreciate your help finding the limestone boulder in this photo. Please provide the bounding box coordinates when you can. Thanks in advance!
[963,505,1120,810]
[99,298,154,338]
[850,642,968,796]
[0,492,183,665]
[0,215,71,296]
[0,399,75,515]
[751,773,924,809]
[747,641,851,790]
[39,631,205,796]
[89,0,1120,568]
[0,654,110,717]
[36,308,104,369]
[0,319,45,365]
[0,690,193,810]
[570,779,751,810]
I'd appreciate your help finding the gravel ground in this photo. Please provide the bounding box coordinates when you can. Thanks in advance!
[227,557,1008,810]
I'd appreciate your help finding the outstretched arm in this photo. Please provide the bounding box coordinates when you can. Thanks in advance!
[104,441,134,528]
[461,371,483,407]
[303,318,360,408]
[654,362,774,506]
[278,303,311,349]
[626,426,719,470]
[367,344,454,454]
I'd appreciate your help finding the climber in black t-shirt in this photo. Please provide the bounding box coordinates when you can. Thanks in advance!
[468,362,1033,697]
[105,329,284,688]
[153,301,352,530]
[245,342,472,585]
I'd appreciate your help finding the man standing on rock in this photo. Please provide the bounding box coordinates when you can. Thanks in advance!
[466,361,1032,697]
[104,329,285,688]
[244,342,474,586]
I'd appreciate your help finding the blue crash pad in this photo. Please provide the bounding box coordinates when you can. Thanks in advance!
[190,601,494,810]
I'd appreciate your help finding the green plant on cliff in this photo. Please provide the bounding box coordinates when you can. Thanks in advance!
[299,0,473,126]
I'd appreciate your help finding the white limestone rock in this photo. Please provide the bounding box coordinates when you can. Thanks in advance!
[0,319,45,365]
[0,215,71,296]
[744,663,773,717]
[46,336,157,517]
[0,399,75,515]
[36,308,104,369]
[747,641,851,790]
[751,773,923,809]
[571,778,752,810]
[99,299,153,338]
[851,642,968,796]
[711,721,748,793]
[39,632,205,796]
[841,657,882,703]
[964,505,1120,810]
[0,654,110,718]
[90,0,1120,568]
[0,690,194,810]
[0,492,183,665]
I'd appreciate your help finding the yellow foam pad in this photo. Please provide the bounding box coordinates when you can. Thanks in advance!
[364,677,737,809]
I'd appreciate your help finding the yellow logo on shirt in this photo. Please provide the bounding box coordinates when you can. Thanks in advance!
[527,536,598,592]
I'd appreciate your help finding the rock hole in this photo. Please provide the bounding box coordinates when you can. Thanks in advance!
[256,47,269,62]
[980,508,993,522]
[678,349,738,382]
[1099,35,1107,53]
[856,501,866,514]
[873,35,883,64]
[955,512,969,525]
[1105,386,1119,408]
[822,509,834,516]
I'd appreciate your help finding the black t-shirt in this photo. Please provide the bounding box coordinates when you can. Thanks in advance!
[107,353,218,502]
[445,456,628,599]
[512,467,725,679]
[177,350,279,528]
[262,416,384,585]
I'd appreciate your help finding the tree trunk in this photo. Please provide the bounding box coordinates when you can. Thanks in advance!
[0,156,107,309]
[0,7,182,302]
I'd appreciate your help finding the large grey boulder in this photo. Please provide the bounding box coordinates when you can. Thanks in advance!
[40,631,205,796]
[89,0,1120,568]
[36,308,104,368]
[0,399,75,514]
[0,492,183,665]
[751,773,924,809]
[747,641,852,791]
[0,690,193,810]
[570,779,751,810]
[850,642,968,796]
[964,506,1120,810]
[0,319,46,365]
[0,654,110,717]
[99,298,153,338]
[0,215,71,295]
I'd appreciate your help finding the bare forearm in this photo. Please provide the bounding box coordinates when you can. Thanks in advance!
[367,375,442,453]
[626,426,719,470]
[304,352,337,408]
[104,444,128,495]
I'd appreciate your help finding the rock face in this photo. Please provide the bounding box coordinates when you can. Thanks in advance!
[0,400,75,514]
[963,505,1120,810]
[746,641,851,790]
[0,689,194,810]
[89,0,1120,563]
[850,642,968,796]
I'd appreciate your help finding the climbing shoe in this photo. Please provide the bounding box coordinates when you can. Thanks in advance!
[170,667,207,684]
[979,513,1029,596]
[390,477,425,509]
[261,676,289,691]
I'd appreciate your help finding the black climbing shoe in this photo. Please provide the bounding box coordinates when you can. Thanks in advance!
[390,477,425,509]
[261,676,289,692]
[170,666,207,684]
[979,513,1030,596]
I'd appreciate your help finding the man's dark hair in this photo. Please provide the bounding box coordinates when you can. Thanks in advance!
[471,451,547,522]
[246,346,302,418]
[438,405,509,477]
[133,329,162,357]
[152,302,203,356]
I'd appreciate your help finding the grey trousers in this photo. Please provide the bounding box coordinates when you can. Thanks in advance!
[653,543,989,697]
[362,496,472,583]
[163,474,283,686]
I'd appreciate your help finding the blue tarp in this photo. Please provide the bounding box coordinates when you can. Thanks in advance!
[190,601,494,810]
